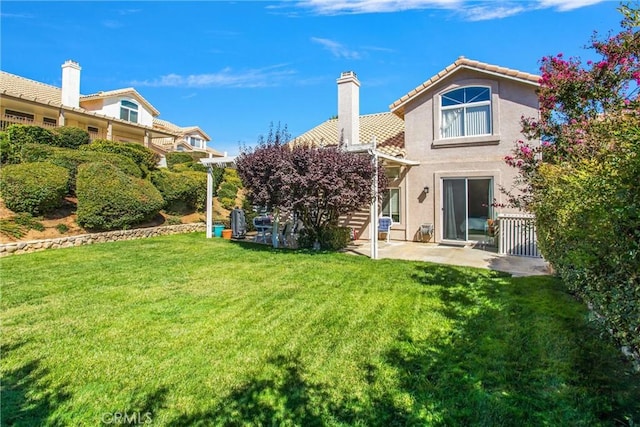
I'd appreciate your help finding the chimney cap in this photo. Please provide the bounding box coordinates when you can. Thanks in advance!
[341,71,357,78]
[62,60,81,70]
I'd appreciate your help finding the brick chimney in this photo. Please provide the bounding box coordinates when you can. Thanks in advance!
[337,71,360,146]
[61,60,81,108]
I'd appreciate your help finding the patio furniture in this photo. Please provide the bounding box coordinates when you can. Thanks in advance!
[253,215,273,243]
[419,223,434,242]
[379,216,393,243]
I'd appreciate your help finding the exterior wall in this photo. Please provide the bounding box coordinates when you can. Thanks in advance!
[402,69,539,242]
[83,96,154,127]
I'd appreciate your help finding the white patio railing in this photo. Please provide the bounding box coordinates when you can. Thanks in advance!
[497,213,541,258]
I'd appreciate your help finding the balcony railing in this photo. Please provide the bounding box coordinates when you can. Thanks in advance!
[1,114,106,140]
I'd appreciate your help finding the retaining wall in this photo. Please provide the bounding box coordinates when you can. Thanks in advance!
[0,223,206,257]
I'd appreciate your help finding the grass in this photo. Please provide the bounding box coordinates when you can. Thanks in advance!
[1,233,639,426]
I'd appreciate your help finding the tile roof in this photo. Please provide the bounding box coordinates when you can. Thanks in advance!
[292,112,405,158]
[1,71,63,105]
[153,118,211,141]
[390,56,540,117]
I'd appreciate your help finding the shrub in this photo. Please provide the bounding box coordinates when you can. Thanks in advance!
[21,143,142,193]
[0,131,20,165]
[51,126,90,148]
[298,225,351,251]
[6,124,57,146]
[151,170,202,214]
[166,152,196,170]
[77,162,164,230]
[56,223,69,234]
[0,162,69,215]
[181,171,207,211]
[81,140,159,174]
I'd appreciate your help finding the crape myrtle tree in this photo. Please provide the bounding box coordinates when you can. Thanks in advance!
[504,3,640,360]
[236,123,388,249]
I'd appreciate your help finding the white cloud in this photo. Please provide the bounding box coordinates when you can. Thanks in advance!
[132,65,296,88]
[311,37,363,59]
[295,0,607,18]
[102,20,123,29]
[537,0,606,11]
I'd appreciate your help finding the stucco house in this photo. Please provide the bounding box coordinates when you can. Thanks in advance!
[0,60,222,158]
[295,57,540,245]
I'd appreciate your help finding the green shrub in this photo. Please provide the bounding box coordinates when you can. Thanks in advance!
[51,126,90,148]
[151,170,202,214]
[77,162,164,230]
[297,225,351,250]
[21,143,142,193]
[166,152,196,170]
[217,182,238,200]
[6,124,57,146]
[0,131,20,165]
[56,223,69,234]
[533,122,640,359]
[0,162,69,215]
[181,171,207,211]
[81,140,159,174]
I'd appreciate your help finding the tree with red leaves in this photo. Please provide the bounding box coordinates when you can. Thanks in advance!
[236,123,387,248]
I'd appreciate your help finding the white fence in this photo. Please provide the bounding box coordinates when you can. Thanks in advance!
[497,213,541,258]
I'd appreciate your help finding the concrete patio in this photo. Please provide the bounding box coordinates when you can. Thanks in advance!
[344,240,551,277]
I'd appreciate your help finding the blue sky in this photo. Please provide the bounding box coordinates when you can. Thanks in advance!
[0,1,624,155]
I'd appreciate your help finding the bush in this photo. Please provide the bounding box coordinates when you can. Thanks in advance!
[0,162,69,215]
[166,152,196,170]
[151,170,203,214]
[51,127,90,148]
[21,143,142,193]
[6,124,57,146]
[298,225,351,251]
[81,140,159,174]
[181,171,207,211]
[76,162,164,230]
[0,131,19,164]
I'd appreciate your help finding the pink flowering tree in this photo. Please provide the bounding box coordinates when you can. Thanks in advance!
[504,4,639,209]
[506,4,640,361]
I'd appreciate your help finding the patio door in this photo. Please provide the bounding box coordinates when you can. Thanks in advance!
[442,178,492,242]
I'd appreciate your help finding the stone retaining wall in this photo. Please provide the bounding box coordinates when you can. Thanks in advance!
[0,223,206,257]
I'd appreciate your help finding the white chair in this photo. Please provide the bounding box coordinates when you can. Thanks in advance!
[378,216,393,243]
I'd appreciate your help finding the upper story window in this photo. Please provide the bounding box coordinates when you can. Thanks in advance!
[120,100,139,123]
[440,86,491,139]
[189,136,202,148]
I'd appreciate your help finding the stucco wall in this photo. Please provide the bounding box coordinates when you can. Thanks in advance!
[401,69,539,242]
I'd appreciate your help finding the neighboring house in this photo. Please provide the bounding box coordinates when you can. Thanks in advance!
[152,118,222,157]
[0,60,221,158]
[294,56,540,244]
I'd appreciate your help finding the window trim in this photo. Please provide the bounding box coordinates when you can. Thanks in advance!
[120,99,139,123]
[432,81,500,148]
[440,86,492,139]
[382,188,401,224]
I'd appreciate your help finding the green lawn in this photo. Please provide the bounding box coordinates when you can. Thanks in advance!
[1,233,638,426]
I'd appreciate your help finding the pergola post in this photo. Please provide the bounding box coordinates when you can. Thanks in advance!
[200,155,237,239]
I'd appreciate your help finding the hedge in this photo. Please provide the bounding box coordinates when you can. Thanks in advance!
[0,162,69,215]
[533,121,640,360]
[151,170,203,214]
[76,162,164,230]
[51,126,90,148]
[80,140,159,175]
[21,143,142,193]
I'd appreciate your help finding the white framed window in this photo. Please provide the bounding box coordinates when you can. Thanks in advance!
[382,188,400,223]
[441,86,491,139]
[189,136,202,148]
[120,100,139,123]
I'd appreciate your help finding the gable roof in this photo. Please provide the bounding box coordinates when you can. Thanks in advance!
[153,118,211,141]
[293,112,405,158]
[81,88,160,116]
[390,56,540,118]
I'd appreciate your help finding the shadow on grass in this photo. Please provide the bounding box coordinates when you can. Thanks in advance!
[1,342,71,427]
[162,263,639,425]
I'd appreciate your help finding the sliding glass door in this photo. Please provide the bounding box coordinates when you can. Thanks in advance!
[442,178,492,242]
